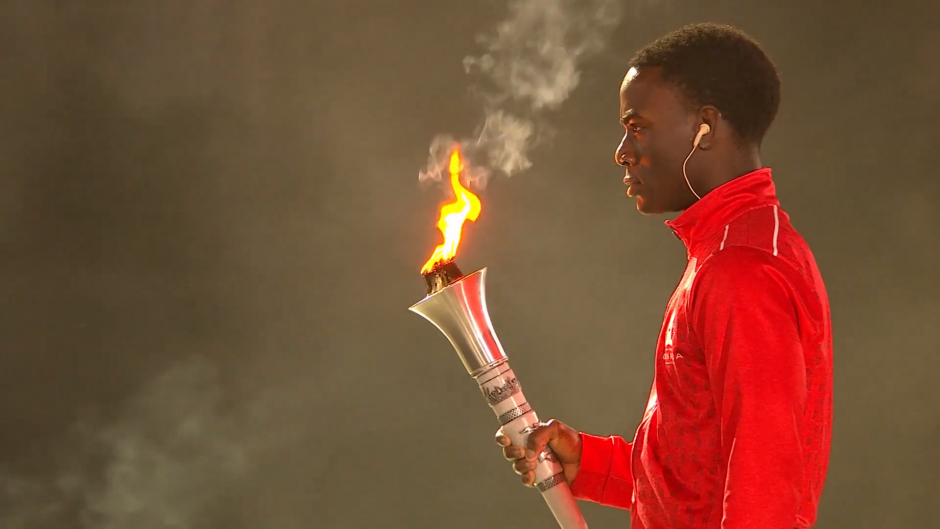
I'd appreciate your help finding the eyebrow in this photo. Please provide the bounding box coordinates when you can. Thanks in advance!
[620,110,643,124]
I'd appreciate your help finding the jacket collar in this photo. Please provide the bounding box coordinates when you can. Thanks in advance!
[665,167,779,254]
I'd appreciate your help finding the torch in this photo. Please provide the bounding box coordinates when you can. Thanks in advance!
[408,146,589,529]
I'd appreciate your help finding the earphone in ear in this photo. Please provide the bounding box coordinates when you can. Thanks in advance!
[693,123,711,148]
[683,123,711,201]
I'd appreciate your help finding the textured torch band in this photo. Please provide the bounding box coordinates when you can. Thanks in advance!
[536,472,567,492]
[497,402,533,426]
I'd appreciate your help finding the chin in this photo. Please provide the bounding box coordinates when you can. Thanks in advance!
[635,197,663,216]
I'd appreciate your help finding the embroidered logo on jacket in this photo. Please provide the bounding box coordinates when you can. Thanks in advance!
[662,311,683,365]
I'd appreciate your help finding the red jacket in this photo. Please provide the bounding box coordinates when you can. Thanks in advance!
[570,169,833,528]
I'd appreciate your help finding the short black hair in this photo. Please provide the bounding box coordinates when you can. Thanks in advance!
[630,23,781,147]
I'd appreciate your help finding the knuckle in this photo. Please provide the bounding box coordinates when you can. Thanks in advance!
[527,420,557,445]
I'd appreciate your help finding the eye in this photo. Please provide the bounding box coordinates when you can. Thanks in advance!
[627,122,642,134]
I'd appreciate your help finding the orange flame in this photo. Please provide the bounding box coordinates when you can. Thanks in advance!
[421,145,482,274]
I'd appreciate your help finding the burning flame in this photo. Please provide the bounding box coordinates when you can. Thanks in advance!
[421,145,482,274]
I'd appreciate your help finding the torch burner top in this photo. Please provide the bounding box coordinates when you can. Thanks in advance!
[422,260,464,295]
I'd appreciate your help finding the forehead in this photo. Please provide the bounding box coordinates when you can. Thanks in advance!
[619,66,686,118]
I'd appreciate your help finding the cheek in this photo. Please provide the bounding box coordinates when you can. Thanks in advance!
[629,137,648,167]
[637,140,671,177]
[643,139,684,176]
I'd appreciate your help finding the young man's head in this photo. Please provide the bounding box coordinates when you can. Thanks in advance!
[616,23,781,215]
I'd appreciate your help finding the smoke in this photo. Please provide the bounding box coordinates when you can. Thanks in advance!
[0,357,301,529]
[418,0,623,189]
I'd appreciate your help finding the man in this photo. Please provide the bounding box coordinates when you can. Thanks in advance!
[496,23,833,528]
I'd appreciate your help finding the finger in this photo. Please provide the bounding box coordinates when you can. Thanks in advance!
[525,420,558,457]
[503,445,525,461]
[512,458,534,474]
[520,470,535,487]
[494,428,510,447]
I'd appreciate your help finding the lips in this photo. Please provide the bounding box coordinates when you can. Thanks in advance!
[624,174,642,197]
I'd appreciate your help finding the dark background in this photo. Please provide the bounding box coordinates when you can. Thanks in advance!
[0,1,937,528]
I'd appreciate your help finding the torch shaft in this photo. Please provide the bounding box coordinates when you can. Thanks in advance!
[476,361,589,529]
[409,267,589,527]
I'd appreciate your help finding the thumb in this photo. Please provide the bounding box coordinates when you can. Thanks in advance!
[524,419,562,459]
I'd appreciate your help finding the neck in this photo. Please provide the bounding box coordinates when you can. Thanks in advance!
[697,148,762,197]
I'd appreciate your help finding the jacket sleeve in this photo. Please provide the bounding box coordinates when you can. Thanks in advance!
[689,247,806,529]
[568,433,634,510]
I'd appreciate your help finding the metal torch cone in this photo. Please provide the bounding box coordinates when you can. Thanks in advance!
[409,267,589,529]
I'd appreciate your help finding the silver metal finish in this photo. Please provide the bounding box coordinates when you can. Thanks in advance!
[536,472,567,492]
[408,268,508,376]
[409,266,589,529]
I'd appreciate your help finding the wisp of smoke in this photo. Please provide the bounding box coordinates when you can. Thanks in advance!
[418,0,623,190]
[0,357,302,529]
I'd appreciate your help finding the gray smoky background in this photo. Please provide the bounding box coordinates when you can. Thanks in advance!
[0,1,937,529]
[419,0,624,190]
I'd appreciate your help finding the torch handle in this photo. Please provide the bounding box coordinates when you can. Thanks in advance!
[477,362,589,529]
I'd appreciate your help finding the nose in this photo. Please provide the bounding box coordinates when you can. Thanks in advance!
[614,133,635,167]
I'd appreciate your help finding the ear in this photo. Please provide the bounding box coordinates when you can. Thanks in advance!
[696,106,721,150]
